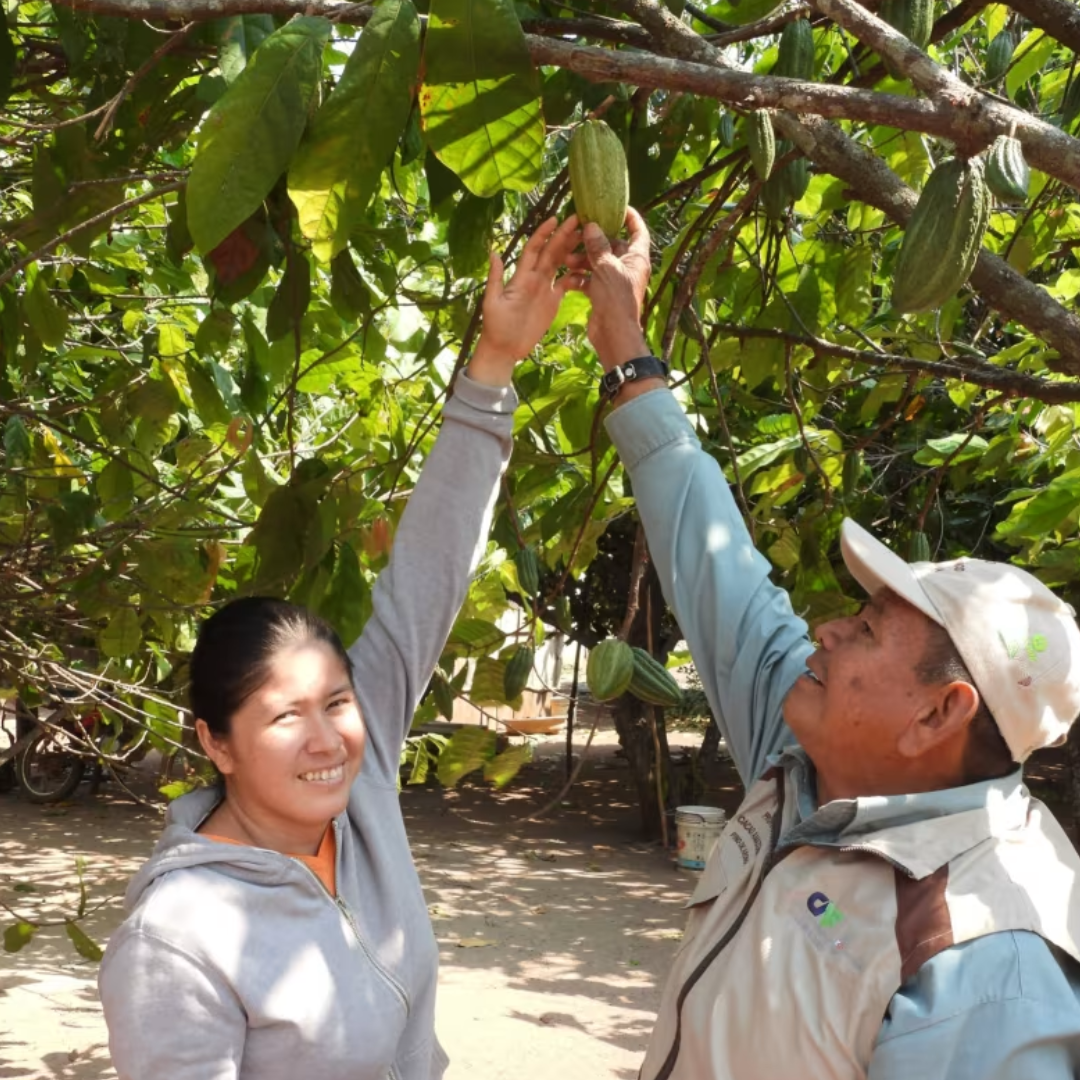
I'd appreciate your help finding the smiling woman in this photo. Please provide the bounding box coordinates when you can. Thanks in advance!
[94,213,589,1080]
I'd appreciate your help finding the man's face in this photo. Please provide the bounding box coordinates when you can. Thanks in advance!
[783,589,944,799]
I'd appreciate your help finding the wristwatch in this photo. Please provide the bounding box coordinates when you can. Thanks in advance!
[599,355,670,398]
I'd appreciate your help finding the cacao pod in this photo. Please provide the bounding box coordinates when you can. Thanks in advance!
[761,170,790,220]
[515,545,541,597]
[586,638,634,701]
[568,120,630,240]
[985,135,1030,202]
[503,645,534,701]
[628,648,684,708]
[783,154,810,203]
[746,111,776,181]
[879,0,934,76]
[908,530,931,563]
[775,18,815,81]
[985,30,1015,83]
[718,111,735,149]
[890,156,990,314]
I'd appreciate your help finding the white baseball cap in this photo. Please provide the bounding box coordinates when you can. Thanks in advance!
[840,518,1080,762]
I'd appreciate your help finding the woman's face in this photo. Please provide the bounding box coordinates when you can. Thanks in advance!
[200,640,366,844]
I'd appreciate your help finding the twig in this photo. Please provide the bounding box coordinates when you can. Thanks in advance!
[520,706,602,822]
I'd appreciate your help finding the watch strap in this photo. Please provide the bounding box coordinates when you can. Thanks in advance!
[600,355,670,397]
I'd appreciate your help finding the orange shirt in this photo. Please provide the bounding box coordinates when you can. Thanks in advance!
[201,825,337,897]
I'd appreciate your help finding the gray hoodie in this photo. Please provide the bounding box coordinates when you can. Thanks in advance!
[98,373,517,1080]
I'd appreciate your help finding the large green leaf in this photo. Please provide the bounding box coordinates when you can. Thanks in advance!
[24,268,68,349]
[216,15,275,84]
[100,608,143,658]
[187,17,330,254]
[318,542,372,647]
[436,725,497,787]
[420,0,544,197]
[287,1,421,262]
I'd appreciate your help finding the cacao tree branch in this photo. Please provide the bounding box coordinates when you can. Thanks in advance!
[809,0,1080,191]
[711,323,1080,403]
[1005,0,1080,54]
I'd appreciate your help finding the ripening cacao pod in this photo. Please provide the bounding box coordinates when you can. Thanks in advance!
[890,156,990,314]
[985,135,1030,201]
[909,530,931,563]
[568,120,630,240]
[775,18,815,80]
[718,111,735,149]
[746,111,776,181]
[628,648,684,708]
[515,545,541,597]
[503,645,535,701]
[985,30,1015,83]
[586,638,635,701]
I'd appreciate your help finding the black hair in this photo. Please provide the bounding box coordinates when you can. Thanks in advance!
[189,597,353,737]
[916,621,1014,782]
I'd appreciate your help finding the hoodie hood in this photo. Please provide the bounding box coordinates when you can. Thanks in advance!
[125,784,333,911]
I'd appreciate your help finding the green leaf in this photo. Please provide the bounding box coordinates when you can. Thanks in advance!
[247,485,313,590]
[65,920,103,963]
[483,743,532,789]
[330,249,371,322]
[1005,32,1055,100]
[216,14,276,84]
[420,0,544,197]
[265,254,312,343]
[996,473,1080,542]
[448,617,506,654]
[4,416,30,463]
[158,323,189,358]
[3,921,35,953]
[97,457,135,522]
[185,356,232,427]
[835,244,874,326]
[912,433,989,465]
[436,725,497,787]
[187,17,331,254]
[24,269,69,349]
[0,20,15,108]
[448,192,503,278]
[288,0,421,261]
[100,608,143,658]
[193,309,237,358]
[318,542,372,647]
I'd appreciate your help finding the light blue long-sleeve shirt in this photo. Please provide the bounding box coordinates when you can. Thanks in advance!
[605,387,1080,1079]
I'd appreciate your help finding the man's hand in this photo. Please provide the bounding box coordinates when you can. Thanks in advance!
[468,215,586,388]
[581,206,652,373]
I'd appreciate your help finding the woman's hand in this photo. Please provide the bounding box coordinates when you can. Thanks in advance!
[467,215,587,388]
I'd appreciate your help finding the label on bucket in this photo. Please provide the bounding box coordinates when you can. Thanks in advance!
[675,806,726,871]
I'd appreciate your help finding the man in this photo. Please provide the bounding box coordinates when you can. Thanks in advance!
[578,208,1080,1078]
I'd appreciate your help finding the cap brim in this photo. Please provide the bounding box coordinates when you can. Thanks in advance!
[840,519,945,626]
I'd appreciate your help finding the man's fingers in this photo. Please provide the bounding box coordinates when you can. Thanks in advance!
[519,216,559,271]
[485,250,505,302]
[537,215,583,275]
[625,206,651,261]
[558,272,589,295]
[582,222,615,268]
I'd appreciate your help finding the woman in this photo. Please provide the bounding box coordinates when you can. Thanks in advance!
[98,215,587,1080]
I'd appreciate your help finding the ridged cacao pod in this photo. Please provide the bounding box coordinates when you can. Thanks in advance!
[985,30,1015,83]
[775,18,815,80]
[503,645,534,701]
[985,135,1030,202]
[784,155,810,203]
[890,156,990,314]
[628,648,684,708]
[746,111,776,181]
[908,530,931,563]
[718,111,735,149]
[761,171,789,220]
[879,0,934,76]
[568,120,630,240]
[586,638,634,701]
[515,545,541,597]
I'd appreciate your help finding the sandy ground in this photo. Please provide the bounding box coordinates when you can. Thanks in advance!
[0,725,722,1080]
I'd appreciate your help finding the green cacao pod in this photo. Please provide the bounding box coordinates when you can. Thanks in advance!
[761,170,790,220]
[718,111,735,149]
[586,638,634,701]
[515,545,541,597]
[880,0,934,50]
[783,154,810,203]
[628,648,684,708]
[985,135,1030,202]
[503,645,534,701]
[985,30,1015,83]
[746,111,776,181]
[890,156,990,314]
[775,18,815,80]
[568,120,630,240]
[908,530,931,563]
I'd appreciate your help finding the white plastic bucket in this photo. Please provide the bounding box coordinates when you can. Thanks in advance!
[675,806,726,871]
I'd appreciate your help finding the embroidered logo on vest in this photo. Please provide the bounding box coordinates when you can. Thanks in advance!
[807,891,845,928]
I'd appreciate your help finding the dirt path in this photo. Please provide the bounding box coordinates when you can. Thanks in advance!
[0,741,709,1080]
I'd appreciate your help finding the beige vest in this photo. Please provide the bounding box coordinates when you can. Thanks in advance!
[642,771,1080,1080]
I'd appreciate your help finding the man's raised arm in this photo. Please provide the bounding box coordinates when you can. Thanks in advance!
[582,212,813,785]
